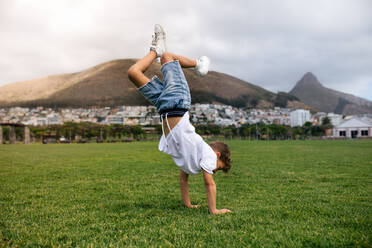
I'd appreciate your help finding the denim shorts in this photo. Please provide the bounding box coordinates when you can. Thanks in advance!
[138,60,191,114]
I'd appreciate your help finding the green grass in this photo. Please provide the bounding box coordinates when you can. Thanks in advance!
[0,140,371,247]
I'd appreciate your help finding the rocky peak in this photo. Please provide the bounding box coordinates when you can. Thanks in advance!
[289,72,372,114]
[295,72,322,88]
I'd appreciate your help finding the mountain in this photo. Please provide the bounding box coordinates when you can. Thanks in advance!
[0,59,305,109]
[289,72,372,115]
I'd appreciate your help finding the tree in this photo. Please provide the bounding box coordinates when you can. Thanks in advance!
[292,127,304,140]
[103,129,107,140]
[239,124,250,138]
[304,121,312,128]
[130,126,144,139]
[230,125,238,137]
[310,125,324,137]
[303,122,313,137]
[223,128,233,139]
[322,116,331,126]
[321,116,333,130]
[269,124,287,140]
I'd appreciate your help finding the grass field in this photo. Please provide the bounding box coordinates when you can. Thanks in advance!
[0,140,371,247]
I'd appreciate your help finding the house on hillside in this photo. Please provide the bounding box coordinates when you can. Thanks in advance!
[332,117,372,138]
[107,115,124,125]
[290,109,310,127]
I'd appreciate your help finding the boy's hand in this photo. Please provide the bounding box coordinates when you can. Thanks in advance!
[202,170,232,215]
[210,209,232,215]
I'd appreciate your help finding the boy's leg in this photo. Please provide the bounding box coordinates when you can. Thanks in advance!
[128,24,167,88]
[156,51,193,117]
[161,52,210,76]
[160,52,196,68]
[127,50,157,88]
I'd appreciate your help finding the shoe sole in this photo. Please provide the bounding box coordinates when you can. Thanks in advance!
[154,24,167,57]
[155,24,166,38]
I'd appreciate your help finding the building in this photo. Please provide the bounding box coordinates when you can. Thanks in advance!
[107,115,124,125]
[311,112,326,125]
[290,109,310,127]
[36,117,48,126]
[47,115,63,125]
[332,117,372,138]
[327,113,343,126]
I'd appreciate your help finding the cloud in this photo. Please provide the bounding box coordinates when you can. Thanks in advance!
[0,0,371,101]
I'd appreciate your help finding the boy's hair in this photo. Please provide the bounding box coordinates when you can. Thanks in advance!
[209,141,231,173]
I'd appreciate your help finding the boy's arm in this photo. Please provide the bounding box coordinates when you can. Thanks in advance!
[202,170,232,214]
[179,170,200,208]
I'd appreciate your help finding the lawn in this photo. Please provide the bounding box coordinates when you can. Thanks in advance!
[0,140,371,247]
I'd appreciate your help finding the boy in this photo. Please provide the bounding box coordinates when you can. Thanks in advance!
[127,25,232,214]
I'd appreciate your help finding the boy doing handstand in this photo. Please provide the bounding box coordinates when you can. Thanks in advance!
[127,25,232,214]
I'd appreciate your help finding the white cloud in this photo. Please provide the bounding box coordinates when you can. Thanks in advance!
[0,0,371,101]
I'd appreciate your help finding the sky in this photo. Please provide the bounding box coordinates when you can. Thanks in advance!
[1,0,372,101]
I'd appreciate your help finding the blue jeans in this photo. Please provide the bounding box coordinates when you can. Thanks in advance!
[138,60,191,114]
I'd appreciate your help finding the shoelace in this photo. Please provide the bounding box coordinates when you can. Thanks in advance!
[160,113,178,148]
[152,32,166,42]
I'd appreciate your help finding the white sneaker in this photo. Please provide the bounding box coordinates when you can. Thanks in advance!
[150,24,167,58]
[195,56,210,77]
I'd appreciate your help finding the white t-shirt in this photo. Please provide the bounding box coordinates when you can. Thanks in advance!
[159,112,217,175]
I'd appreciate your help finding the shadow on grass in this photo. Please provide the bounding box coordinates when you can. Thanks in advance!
[108,198,178,211]
[106,195,205,216]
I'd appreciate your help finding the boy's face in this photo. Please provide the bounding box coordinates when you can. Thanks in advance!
[213,151,225,173]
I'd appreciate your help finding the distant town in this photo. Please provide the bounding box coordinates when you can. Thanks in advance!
[0,104,329,126]
[1,104,371,139]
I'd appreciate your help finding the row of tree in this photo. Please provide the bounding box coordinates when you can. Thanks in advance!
[196,117,332,140]
[1,117,333,142]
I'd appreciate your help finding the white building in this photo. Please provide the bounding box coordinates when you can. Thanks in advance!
[107,115,124,125]
[47,115,63,125]
[290,109,310,127]
[327,113,343,126]
[332,117,372,138]
[215,117,234,126]
[36,117,48,126]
